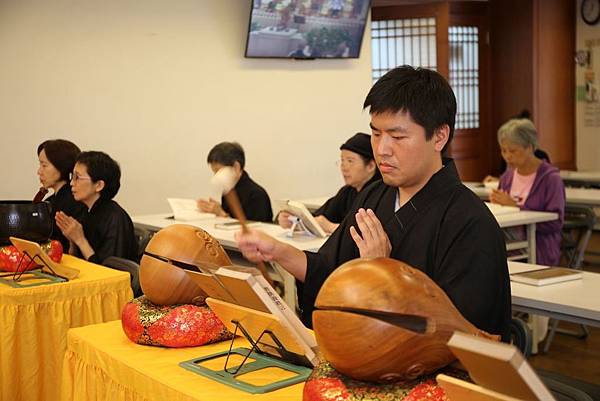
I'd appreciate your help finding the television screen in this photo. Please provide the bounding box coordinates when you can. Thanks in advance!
[245,0,371,59]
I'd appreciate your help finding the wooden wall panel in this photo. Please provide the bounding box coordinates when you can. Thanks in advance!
[489,0,534,175]
[533,0,576,169]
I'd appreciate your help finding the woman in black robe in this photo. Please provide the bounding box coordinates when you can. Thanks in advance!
[55,151,137,264]
[197,142,273,222]
[278,133,381,234]
[36,139,86,251]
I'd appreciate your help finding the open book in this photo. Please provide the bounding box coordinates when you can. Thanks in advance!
[186,266,319,366]
[167,198,216,221]
[510,267,582,286]
[278,200,327,238]
[485,202,520,216]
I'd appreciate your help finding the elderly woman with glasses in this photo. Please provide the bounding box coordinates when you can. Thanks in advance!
[36,139,86,251]
[55,151,138,264]
[278,133,381,234]
[490,118,565,266]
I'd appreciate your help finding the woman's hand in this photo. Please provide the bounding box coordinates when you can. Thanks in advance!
[55,211,85,245]
[277,211,294,228]
[197,198,227,217]
[489,189,517,206]
[56,211,96,259]
[349,208,391,258]
[314,215,339,234]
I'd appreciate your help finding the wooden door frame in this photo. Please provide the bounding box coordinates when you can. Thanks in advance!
[371,2,450,79]
[448,9,493,180]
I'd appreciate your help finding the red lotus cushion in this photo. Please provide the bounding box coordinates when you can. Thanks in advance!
[121,296,232,348]
[303,361,469,401]
[0,240,63,272]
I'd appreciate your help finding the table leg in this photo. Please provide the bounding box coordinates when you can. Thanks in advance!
[527,223,536,264]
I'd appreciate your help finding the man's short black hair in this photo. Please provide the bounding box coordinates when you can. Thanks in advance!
[76,151,121,200]
[206,142,245,170]
[363,66,457,154]
[37,139,81,182]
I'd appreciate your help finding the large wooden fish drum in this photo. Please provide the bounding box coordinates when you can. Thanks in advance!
[139,224,232,305]
[312,258,494,383]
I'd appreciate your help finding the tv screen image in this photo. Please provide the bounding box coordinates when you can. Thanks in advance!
[246,0,371,59]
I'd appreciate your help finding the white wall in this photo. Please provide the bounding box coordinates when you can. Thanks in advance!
[576,0,600,171]
[0,0,372,214]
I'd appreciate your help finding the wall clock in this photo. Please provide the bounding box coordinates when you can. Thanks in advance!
[582,0,600,25]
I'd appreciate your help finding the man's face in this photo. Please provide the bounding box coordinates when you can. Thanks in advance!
[370,110,444,189]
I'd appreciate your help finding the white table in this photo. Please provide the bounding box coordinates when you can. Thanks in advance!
[509,261,600,327]
[133,214,327,309]
[299,194,557,264]
[464,181,600,207]
[560,170,600,186]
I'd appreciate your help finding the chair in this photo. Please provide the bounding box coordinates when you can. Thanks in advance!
[560,204,596,270]
[509,316,532,358]
[543,204,597,353]
[103,256,143,298]
[133,224,154,262]
[509,317,595,401]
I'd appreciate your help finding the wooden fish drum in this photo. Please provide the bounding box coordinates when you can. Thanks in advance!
[139,224,231,305]
[312,258,495,383]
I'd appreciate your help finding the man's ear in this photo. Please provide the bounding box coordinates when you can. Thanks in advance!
[433,125,450,152]
[233,161,242,174]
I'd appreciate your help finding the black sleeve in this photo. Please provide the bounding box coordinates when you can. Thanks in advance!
[313,187,350,224]
[88,209,137,264]
[301,215,360,328]
[244,188,273,223]
[433,194,512,340]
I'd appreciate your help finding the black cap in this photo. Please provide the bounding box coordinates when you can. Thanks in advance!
[340,133,373,160]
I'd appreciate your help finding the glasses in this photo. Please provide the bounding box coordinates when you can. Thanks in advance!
[69,172,92,183]
[335,158,358,167]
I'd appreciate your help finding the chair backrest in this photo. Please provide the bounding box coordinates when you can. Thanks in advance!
[103,256,142,298]
[509,316,532,358]
[133,224,154,262]
[561,204,597,269]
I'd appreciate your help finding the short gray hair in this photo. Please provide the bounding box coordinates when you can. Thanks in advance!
[497,118,538,149]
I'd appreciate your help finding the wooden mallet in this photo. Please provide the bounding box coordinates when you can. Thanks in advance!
[211,167,275,286]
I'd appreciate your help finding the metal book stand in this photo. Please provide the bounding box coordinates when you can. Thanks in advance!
[179,301,312,394]
[0,250,67,288]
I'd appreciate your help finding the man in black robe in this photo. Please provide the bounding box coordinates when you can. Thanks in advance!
[236,66,511,340]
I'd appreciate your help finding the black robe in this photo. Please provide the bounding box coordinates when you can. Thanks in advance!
[221,171,273,223]
[75,198,138,264]
[314,172,381,224]
[302,159,511,340]
[45,184,86,251]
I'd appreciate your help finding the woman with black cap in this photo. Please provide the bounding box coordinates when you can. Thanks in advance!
[278,133,381,233]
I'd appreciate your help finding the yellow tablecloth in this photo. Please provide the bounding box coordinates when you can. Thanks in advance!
[0,255,133,401]
[60,320,304,401]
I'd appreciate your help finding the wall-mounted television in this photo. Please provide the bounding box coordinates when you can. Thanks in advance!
[245,0,371,59]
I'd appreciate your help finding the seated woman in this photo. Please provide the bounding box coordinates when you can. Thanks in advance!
[197,142,273,222]
[36,139,86,251]
[490,118,565,266]
[278,133,381,234]
[55,151,138,264]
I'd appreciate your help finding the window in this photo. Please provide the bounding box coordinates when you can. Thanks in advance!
[371,21,480,129]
